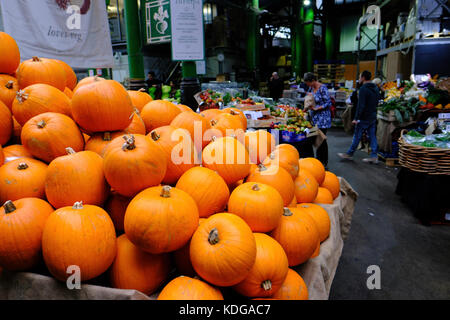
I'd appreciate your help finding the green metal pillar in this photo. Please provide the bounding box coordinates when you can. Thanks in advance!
[124,0,145,89]
[292,2,304,80]
[182,61,197,78]
[247,0,259,87]
[303,4,315,73]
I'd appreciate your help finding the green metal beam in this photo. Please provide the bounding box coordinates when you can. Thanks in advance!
[246,0,260,72]
[303,5,314,73]
[124,0,145,80]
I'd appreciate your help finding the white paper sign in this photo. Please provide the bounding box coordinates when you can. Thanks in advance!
[170,0,204,61]
[1,0,114,69]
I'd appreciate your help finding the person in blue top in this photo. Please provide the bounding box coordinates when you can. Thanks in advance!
[304,72,332,168]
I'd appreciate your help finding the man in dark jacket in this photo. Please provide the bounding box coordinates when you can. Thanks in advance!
[268,72,284,101]
[338,71,380,163]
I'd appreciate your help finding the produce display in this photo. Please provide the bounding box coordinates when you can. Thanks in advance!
[0,31,346,301]
[402,130,450,149]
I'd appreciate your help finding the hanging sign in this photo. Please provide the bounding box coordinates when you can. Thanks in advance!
[144,0,171,44]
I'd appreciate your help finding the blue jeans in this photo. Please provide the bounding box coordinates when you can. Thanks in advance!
[347,120,378,158]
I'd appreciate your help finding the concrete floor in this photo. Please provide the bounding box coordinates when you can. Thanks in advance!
[326,128,450,300]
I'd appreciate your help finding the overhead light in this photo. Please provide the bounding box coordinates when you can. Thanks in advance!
[304,0,311,6]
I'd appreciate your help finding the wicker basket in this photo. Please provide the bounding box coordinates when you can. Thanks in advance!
[398,130,450,175]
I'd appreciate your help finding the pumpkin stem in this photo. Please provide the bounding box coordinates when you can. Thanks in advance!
[37,120,46,129]
[160,186,172,198]
[3,201,16,214]
[251,184,260,191]
[230,110,238,115]
[17,163,29,170]
[283,208,293,216]
[269,152,276,160]
[122,135,136,151]
[32,56,41,62]
[66,147,76,155]
[16,90,29,103]
[258,164,268,172]
[138,88,146,92]
[150,131,160,141]
[5,81,14,89]
[103,132,112,141]
[261,280,272,291]
[72,201,83,209]
[211,136,217,142]
[208,228,220,245]
[210,119,217,126]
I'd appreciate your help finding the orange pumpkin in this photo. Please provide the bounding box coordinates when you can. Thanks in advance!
[103,134,167,197]
[11,117,22,145]
[0,74,19,110]
[211,113,246,140]
[105,192,132,233]
[150,126,199,185]
[0,158,48,203]
[263,144,300,180]
[272,268,308,300]
[176,104,194,112]
[244,130,276,164]
[297,203,330,243]
[321,171,340,199]
[228,182,284,232]
[45,149,109,209]
[299,158,326,185]
[0,100,13,146]
[222,107,248,129]
[16,57,66,91]
[72,80,134,133]
[311,240,320,258]
[270,207,320,266]
[200,108,223,122]
[3,145,33,162]
[63,87,73,99]
[158,276,224,300]
[313,187,334,204]
[110,234,170,295]
[234,233,289,298]
[288,195,297,208]
[202,136,251,185]
[84,131,125,157]
[246,164,295,206]
[12,83,72,126]
[294,170,319,203]
[127,89,153,112]
[55,60,77,90]
[42,202,117,282]
[72,76,105,93]
[0,198,53,271]
[141,100,182,133]
[124,110,146,135]
[124,186,199,254]
[176,166,230,218]
[170,111,211,151]
[0,32,20,75]
[21,112,85,163]
[0,146,3,166]
[190,213,257,287]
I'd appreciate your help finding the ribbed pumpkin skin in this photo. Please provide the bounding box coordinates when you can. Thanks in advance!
[170,111,211,151]
[72,80,134,133]
[222,107,247,129]
[244,130,276,164]
[200,108,223,122]
[158,276,224,300]
[228,182,284,233]
[127,90,153,112]
[42,203,117,282]
[72,76,105,93]
[55,60,77,90]
[263,144,300,180]
[110,234,171,295]
[141,100,181,133]
[103,134,167,197]
[125,186,199,254]
[176,167,230,218]
[270,207,320,266]
[17,57,66,91]
[84,131,125,157]
[234,233,289,298]
[0,100,13,146]
[0,32,20,75]
[0,75,19,110]
[321,171,340,199]
[190,213,257,287]
[202,136,251,185]
[313,187,334,204]
[3,145,33,162]
[105,192,132,233]
[45,150,109,209]
[272,268,309,300]
[211,113,246,139]
[0,198,53,271]
[0,158,48,203]
[246,165,295,206]
[294,170,319,204]
[299,158,326,185]
[12,83,72,126]
[21,112,85,163]
[64,87,73,99]
[150,126,199,185]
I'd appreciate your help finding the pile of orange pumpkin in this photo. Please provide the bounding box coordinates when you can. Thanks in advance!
[0,31,342,300]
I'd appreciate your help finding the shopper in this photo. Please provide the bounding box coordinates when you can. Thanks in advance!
[304,72,332,168]
[146,71,162,99]
[338,71,380,163]
[268,72,284,101]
